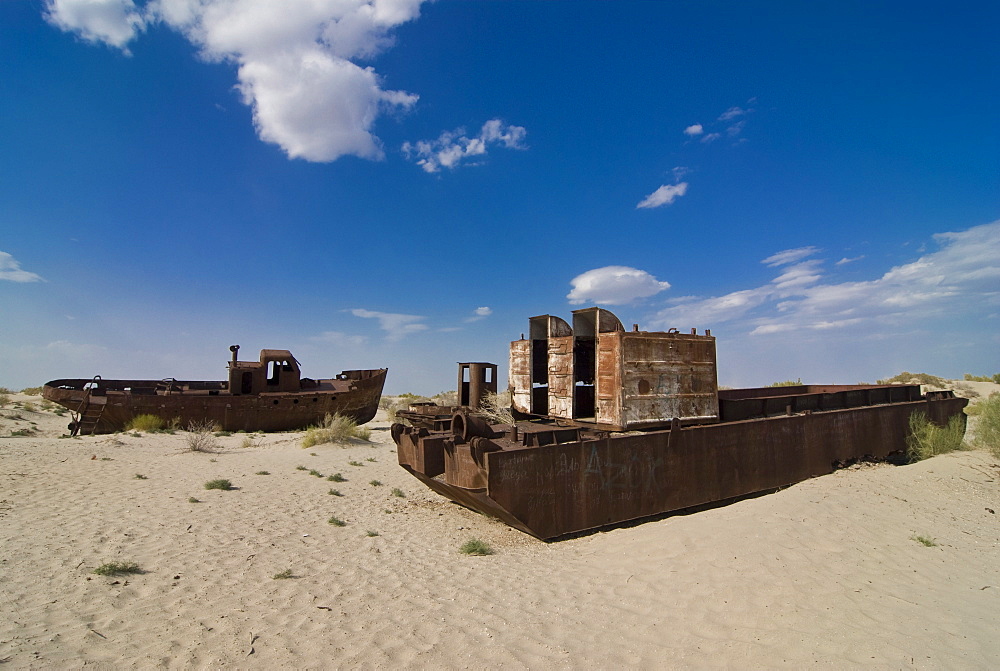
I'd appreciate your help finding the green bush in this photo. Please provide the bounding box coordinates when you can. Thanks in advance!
[302,413,371,448]
[93,561,142,576]
[877,372,948,388]
[21,386,43,396]
[459,538,494,556]
[906,411,967,462]
[972,394,1000,459]
[204,478,234,491]
[126,414,166,432]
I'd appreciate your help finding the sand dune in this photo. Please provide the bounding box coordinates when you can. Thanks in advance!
[1,393,998,668]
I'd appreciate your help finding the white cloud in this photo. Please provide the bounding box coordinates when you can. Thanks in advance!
[0,251,44,282]
[647,220,1000,338]
[836,255,864,265]
[727,120,746,137]
[465,306,492,322]
[567,266,670,305]
[700,132,721,144]
[45,0,427,161]
[684,124,703,136]
[309,331,367,346]
[350,308,428,341]
[45,0,146,52]
[762,246,820,267]
[718,106,748,121]
[636,182,688,209]
[402,119,527,173]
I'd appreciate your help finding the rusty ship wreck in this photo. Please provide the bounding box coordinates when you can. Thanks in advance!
[43,345,387,435]
[391,307,968,539]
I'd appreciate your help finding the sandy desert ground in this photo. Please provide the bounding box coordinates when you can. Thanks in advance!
[1,387,998,669]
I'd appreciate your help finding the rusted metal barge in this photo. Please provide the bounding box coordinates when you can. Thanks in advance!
[392,307,967,539]
[43,345,386,435]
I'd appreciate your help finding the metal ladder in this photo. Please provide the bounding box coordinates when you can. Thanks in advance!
[72,376,105,436]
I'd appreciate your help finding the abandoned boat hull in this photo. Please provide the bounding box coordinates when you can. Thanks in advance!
[43,369,386,434]
[394,393,968,539]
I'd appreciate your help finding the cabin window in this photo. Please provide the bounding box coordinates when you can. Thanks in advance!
[267,361,280,386]
[241,372,253,395]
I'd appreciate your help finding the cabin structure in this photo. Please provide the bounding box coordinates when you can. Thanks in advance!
[509,307,719,430]
[227,345,316,395]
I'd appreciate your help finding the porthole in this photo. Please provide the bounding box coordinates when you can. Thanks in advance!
[637,379,651,395]
[273,400,279,405]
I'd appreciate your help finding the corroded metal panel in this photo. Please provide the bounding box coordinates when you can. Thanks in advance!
[620,332,718,428]
[547,335,574,419]
[595,332,622,427]
[509,339,532,414]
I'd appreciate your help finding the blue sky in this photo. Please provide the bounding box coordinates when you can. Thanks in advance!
[1,0,998,394]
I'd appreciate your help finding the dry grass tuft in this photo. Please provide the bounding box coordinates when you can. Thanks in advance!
[477,390,514,424]
[126,414,165,432]
[971,393,1000,459]
[302,413,370,448]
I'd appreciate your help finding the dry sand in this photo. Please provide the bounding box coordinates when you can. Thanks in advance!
[1,392,999,669]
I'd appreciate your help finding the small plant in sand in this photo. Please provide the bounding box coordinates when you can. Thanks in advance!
[912,535,938,547]
[134,473,148,480]
[0,392,11,408]
[20,386,43,396]
[186,420,219,452]
[328,516,346,527]
[204,478,234,491]
[366,457,377,463]
[240,435,264,449]
[329,489,343,496]
[22,401,37,413]
[309,469,323,478]
[906,411,967,461]
[365,530,379,537]
[93,561,143,576]
[296,465,307,471]
[255,470,270,476]
[971,394,1000,459]
[126,414,166,432]
[478,390,515,425]
[391,487,406,498]
[348,460,364,467]
[188,497,200,503]
[10,428,34,437]
[272,569,296,580]
[369,479,382,487]
[328,473,346,482]
[301,413,371,448]
[459,539,494,556]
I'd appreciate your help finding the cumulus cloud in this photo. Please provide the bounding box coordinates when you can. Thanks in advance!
[402,119,527,173]
[567,266,671,305]
[0,251,44,282]
[465,306,492,322]
[350,308,428,341]
[44,0,427,161]
[684,124,703,136]
[45,0,146,52]
[647,220,1000,336]
[700,132,721,144]
[636,182,688,209]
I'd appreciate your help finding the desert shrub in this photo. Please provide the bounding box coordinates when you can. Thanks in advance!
[328,473,346,482]
[478,390,514,424]
[21,386,42,396]
[93,561,142,576]
[204,478,234,491]
[186,420,219,453]
[391,488,405,498]
[126,414,166,432]
[432,390,458,406]
[273,569,295,579]
[240,435,264,449]
[21,402,37,412]
[328,516,346,527]
[906,411,967,462]
[766,378,802,387]
[964,373,992,382]
[877,372,948,388]
[0,386,12,394]
[0,393,12,408]
[972,394,1000,459]
[912,535,938,547]
[459,538,494,556]
[302,413,371,448]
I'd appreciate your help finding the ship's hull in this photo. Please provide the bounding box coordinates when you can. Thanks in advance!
[43,369,386,434]
[394,388,968,539]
